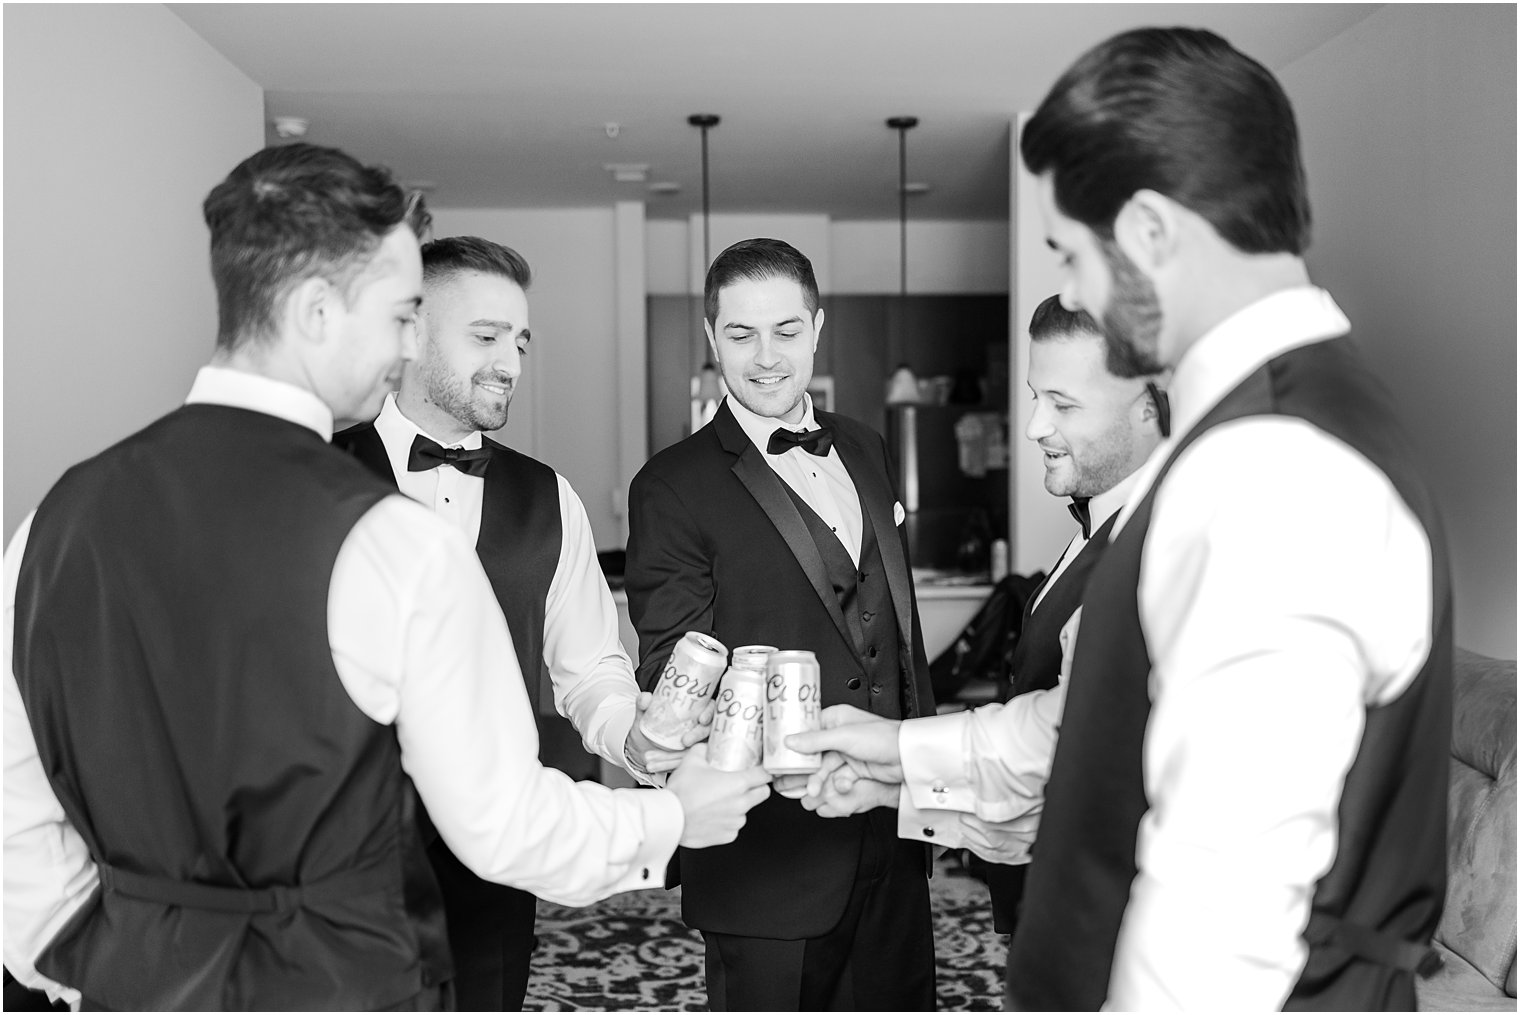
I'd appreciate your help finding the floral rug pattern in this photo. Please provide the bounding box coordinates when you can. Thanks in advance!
[524,857,1006,1011]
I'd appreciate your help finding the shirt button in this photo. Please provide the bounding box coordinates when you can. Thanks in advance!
[847,677,862,690]
[641,867,650,880]
[923,827,935,838]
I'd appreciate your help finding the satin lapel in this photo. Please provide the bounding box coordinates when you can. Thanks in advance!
[718,407,853,651]
[829,419,914,645]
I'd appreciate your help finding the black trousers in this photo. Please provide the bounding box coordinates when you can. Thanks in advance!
[428,838,539,1011]
[701,812,935,1011]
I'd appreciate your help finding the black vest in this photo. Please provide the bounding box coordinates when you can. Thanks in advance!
[333,423,562,711]
[1006,337,1452,1010]
[12,405,451,1010]
[983,512,1117,932]
[782,484,905,718]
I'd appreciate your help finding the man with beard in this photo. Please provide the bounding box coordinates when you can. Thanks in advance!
[1000,26,1451,1010]
[786,294,1166,941]
[334,235,709,1010]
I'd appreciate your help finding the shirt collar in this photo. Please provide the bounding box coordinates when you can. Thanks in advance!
[725,392,822,454]
[184,365,334,440]
[1168,286,1351,440]
[374,393,484,451]
[1087,470,1142,533]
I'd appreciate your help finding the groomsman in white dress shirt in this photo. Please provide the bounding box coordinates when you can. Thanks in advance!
[785,293,1165,928]
[334,234,703,1011]
[3,145,767,1011]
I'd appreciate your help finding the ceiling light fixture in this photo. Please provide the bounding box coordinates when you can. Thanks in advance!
[689,113,723,429]
[272,116,309,139]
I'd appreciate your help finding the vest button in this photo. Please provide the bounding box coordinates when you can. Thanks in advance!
[847,677,862,690]
[868,647,878,659]
[862,610,873,622]
[870,682,883,695]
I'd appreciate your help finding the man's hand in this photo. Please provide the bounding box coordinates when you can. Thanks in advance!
[784,703,904,784]
[798,761,900,818]
[625,692,716,775]
[956,810,1041,864]
[666,742,772,848]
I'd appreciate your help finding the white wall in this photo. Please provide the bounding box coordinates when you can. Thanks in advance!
[428,207,628,548]
[646,216,1009,295]
[1280,5,1516,657]
[3,5,264,540]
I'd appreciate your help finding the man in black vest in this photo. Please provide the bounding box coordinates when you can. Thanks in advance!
[333,235,689,1011]
[625,238,938,1010]
[785,295,1165,939]
[1,143,770,1011]
[1002,27,1450,1009]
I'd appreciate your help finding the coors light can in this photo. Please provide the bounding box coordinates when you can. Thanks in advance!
[639,631,728,751]
[707,665,767,771]
[762,650,823,775]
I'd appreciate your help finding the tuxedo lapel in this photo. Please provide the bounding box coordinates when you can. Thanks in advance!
[717,405,854,652]
[827,416,914,649]
[334,423,400,488]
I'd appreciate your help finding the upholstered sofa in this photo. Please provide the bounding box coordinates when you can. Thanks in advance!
[1417,647,1517,1011]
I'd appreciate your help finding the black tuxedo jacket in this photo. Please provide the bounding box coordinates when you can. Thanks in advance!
[625,400,934,938]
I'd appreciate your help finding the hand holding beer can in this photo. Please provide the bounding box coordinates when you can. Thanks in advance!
[707,665,767,772]
[763,650,823,775]
[639,632,729,751]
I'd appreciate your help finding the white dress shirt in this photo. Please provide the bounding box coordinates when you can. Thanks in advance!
[725,394,864,565]
[3,367,683,1002]
[371,395,643,775]
[894,472,1140,847]
[1096,287,1434,1010]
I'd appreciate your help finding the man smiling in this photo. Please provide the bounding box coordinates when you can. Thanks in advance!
[625,238,937,1010]
[334,235,706,1010]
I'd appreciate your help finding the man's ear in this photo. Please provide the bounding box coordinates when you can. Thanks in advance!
[703,317,719,361]
[286,276,335,346]
[1113,189,1182,272]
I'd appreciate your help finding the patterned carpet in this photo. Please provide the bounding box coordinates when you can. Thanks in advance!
[523,854,1006,1011]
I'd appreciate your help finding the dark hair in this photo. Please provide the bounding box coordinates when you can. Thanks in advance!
[1021,27,1311,254]
[1028,294,1103,342]
[202,142,432,350]
[421,235,532,290]
[704,238,820,324]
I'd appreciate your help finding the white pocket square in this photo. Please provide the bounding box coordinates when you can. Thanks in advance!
[894,501,906,526]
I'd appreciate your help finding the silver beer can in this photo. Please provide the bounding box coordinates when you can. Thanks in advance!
[730,644,777,673]
[707,665,767,772]
[639,631,729,751]
[762,650,823,775]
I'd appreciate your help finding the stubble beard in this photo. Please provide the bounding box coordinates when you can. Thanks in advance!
[1099,237,1166,379]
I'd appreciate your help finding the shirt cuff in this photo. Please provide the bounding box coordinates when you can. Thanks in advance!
[899,710,977,813]
[603,787,684,895]
[897,784,967,847]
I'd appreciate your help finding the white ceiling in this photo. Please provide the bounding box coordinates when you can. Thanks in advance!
[168,3,1383,220]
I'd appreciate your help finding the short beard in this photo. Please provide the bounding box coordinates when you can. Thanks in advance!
[1099,237,1166,379]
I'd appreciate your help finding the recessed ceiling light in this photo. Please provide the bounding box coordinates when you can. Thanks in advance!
[404,180,438,193]
[271,116,309,139]
[647,181,682,196]
[604,163,649,183]
[903,182,932,195]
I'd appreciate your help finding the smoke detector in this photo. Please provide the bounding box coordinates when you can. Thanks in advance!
[272,116,309,139]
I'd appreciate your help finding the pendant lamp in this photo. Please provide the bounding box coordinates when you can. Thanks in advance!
[885,116,920,407]
[689,114,723,429]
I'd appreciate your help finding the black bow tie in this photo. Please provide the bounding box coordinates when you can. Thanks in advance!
[767,426,834,457]
[407,434,492,477]
[1068,497,1092,540]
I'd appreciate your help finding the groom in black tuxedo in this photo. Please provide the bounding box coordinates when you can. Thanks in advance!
[625,238,937,1011]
